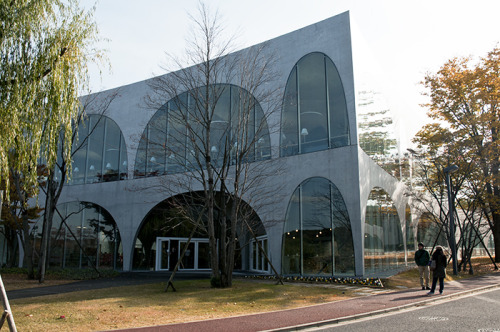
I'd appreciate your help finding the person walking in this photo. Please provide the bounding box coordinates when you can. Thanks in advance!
[428,246,447,295]
[414,242,430,290]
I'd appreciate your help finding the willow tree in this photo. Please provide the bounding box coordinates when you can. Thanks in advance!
[1,0,104,279]
[0,0,104,202]
[414,46,500,263]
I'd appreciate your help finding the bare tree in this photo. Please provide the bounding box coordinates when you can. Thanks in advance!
[37,90,118,282]
[142,2,283,288]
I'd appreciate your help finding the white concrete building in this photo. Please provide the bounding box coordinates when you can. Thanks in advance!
[23,11,422,277]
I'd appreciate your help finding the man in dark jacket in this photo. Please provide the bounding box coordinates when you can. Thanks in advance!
[414,242,430,290]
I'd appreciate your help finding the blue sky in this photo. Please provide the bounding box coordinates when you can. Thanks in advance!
[82,0,500,146]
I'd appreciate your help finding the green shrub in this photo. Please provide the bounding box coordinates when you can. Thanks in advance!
[210,276,222,288]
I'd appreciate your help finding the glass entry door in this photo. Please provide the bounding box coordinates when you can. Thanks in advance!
[156,238,170,271]
[155,237,210,271]
[250,236,270,273]
[179,241,195,269]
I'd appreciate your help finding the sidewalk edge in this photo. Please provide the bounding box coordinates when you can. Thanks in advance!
[265,282,500,331]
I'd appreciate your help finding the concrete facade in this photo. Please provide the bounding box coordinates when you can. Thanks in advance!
[51,11,408,277]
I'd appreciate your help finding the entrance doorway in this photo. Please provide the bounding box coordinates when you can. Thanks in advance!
[155,237,210,271]
[250,236,270,273]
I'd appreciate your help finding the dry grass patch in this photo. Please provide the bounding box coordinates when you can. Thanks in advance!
[11,279,355,331]
[1,275,74,291]
[7,258,498,331]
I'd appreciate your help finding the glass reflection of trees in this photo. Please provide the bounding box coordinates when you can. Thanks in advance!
[134,84,271,178]
[405,204,415,252]
[417,212,448,249]
[282,177,355,276]
[364,187,405,273]
[68,115,128,185]
[356,90,400,179]
[33,202,123,270]
[280,52,350,157]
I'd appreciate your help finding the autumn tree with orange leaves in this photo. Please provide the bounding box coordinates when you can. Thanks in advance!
[413,46,500,263]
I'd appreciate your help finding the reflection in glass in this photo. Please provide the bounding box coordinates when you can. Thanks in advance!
[282,190,301,274]
[280,52,350,157]
[32,202,123,270]
[364,187,405,273]
[357,89,400,178]
[405,204,415,252]
[86,117,104,184]
[417,212,447,248]
[134,84,271,178]
[282,177,355,276]
[68,115,128,185]
[250,237,269,272]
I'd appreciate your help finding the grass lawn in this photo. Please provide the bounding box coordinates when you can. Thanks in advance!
[3,258,498,331]
[9,279,355,331]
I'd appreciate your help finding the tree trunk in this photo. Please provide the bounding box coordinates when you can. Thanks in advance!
[21,213,35,279]
[6,237,17,268]
[207,181,219,284]
[38,172,57,283]
[224,195,239,288]
[219,190,229,288]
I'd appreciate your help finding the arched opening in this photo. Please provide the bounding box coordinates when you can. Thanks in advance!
[282,177,355,276]
[32,202,123,270]
[132,192,267,272]
[364,187,404,273]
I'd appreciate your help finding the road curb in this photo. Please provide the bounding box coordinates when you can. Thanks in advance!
[266,282,500,331]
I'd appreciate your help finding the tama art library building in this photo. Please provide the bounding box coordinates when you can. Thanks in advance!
[22,11,429,277]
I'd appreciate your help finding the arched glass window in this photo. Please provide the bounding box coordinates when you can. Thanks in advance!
[364,188,405,273]
[282,177,355,276]
[281,52,349,156]
[65,115,128,185]
[134,84,271,178]
[32,202,123,270]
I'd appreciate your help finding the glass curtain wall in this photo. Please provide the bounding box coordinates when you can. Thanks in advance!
[364,187,405,273]
[282,177,355,276]
[67,115,128,184]
[134,84,271,178]
[417,212,448,249]
[405,204,415,252]
[281,52,349,157]
[32,202,123,270]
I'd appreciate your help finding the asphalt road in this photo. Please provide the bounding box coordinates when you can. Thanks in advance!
[310,288,500,332]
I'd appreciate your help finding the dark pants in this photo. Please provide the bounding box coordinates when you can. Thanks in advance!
[430,276,444,293]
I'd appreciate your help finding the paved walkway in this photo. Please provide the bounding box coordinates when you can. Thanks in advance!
[110,272,500,332]
[7,271,500,331]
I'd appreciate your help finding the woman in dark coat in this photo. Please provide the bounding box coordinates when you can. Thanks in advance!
[428,246,447,295]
